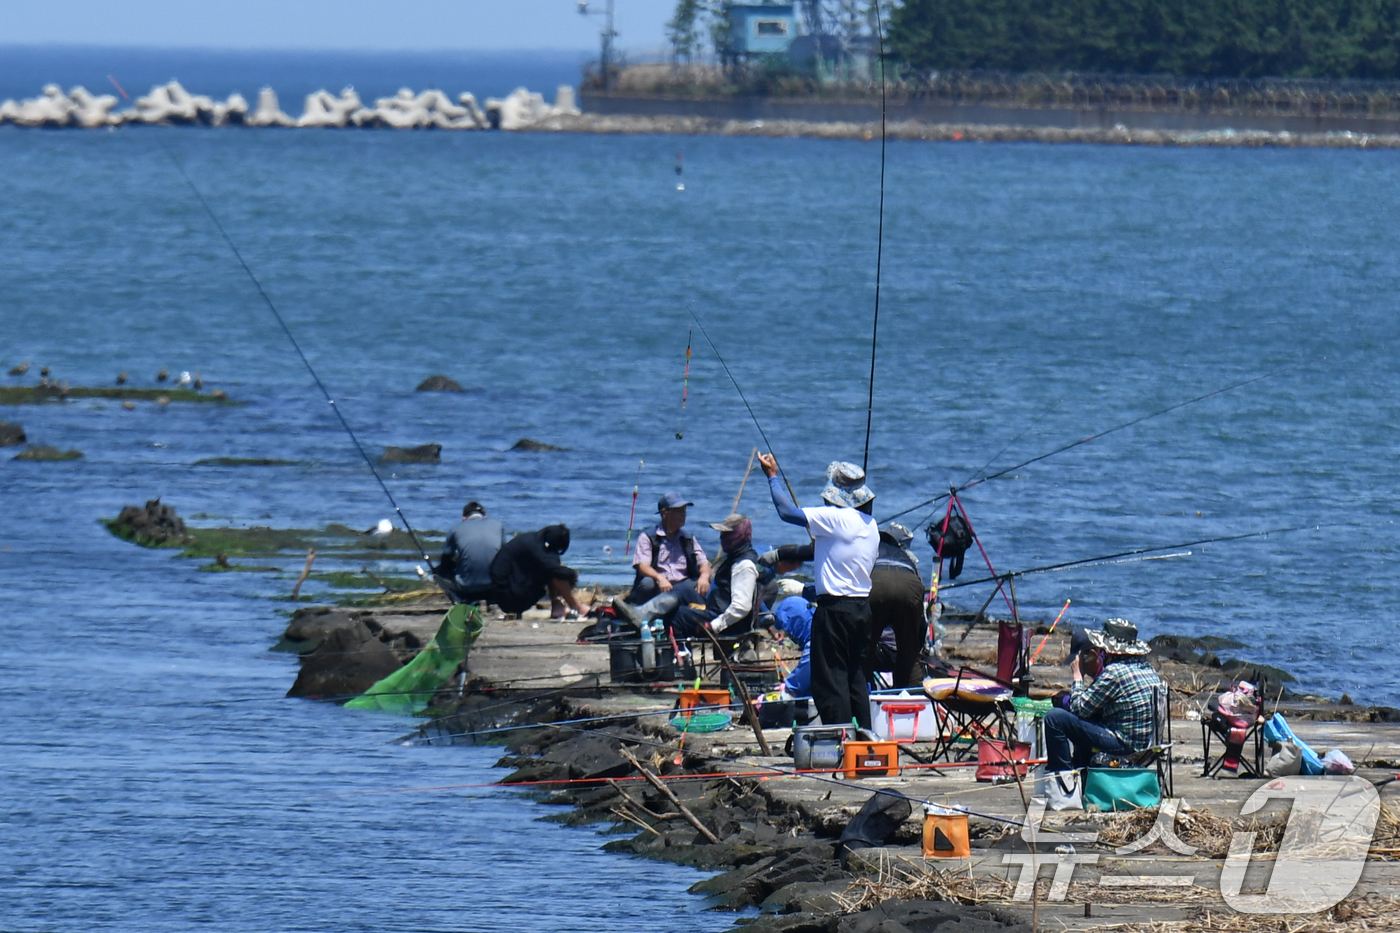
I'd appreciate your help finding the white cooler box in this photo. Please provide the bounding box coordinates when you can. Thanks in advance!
[869,690,938,742]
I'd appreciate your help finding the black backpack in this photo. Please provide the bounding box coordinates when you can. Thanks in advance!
[925,513,972,579]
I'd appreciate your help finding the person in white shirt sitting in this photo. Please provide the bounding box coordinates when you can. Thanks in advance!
[667,513,762,640]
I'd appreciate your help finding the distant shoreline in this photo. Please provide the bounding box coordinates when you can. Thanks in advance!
[530,112,1400,149]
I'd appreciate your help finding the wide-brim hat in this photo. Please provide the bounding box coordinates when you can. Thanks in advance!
[821,460,875,508]
[1086,618,1151,656]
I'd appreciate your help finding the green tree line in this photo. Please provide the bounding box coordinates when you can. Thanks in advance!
[888,0,1400,78]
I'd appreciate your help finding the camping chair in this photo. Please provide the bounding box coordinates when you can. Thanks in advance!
[1125,683,1175,798]
[1200,683,1266,778]
[923,665,1016,763]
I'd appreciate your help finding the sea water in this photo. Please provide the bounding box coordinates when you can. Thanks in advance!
[2,49,1399,931]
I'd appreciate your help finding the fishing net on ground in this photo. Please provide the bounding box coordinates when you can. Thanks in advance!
[345,604,482,715]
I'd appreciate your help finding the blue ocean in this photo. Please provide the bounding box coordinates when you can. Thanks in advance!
[2,46,1397,932]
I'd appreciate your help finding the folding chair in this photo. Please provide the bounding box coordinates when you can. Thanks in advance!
[923,665,1015,763]
[1200,684,1266,778]
[1126,683,1175,797]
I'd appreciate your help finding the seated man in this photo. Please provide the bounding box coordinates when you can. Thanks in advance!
[623,514,759,639]
[625,491,711,604]
[488,524,587,620]
[1043,619,1161,772]
[436,500,505,604]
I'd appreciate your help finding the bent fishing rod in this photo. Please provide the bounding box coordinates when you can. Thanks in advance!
[861,0,889,474]
[938,523,1319,592]
[110,76,433,565]
[881,364,1294,525]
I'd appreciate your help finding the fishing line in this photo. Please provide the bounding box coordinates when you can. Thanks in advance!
[109,76,432,564]
[881,364,1294,525]
[862,0,889,474]
[684,303,801,506]
[938,523,1319,591]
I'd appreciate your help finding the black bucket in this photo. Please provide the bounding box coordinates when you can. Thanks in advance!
[608,639,677,683]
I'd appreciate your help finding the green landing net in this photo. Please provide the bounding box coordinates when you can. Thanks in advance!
[345,603,482,715]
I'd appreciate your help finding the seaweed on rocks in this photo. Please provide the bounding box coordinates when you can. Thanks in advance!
[13,445,82,461]
[104,498,189,546]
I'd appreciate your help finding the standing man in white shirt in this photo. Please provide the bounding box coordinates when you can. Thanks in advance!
[758,454,879,729]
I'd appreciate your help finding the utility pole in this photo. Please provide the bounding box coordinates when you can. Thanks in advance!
[577,0,618,91]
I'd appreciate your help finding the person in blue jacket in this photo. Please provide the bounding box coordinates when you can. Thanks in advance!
[772,595,813,698]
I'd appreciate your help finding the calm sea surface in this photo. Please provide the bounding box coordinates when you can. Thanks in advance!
[2,48,1398,932]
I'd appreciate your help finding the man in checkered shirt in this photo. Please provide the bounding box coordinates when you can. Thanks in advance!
[1044,619,1162,772]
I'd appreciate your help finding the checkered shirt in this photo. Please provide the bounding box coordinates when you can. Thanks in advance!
[1069,658,1162,751]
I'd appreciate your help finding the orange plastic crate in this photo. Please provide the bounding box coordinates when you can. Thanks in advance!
[678,688,732,714]
[841,740,900,779]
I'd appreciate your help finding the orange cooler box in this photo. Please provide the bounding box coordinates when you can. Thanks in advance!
[842,739,900,779]
[922,805,971,858]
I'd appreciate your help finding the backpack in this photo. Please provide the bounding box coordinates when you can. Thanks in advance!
[925,513,972,579]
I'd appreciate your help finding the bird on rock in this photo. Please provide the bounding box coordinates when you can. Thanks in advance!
[176,371,192,388]
[363,518,394,536]
[116,371,128,385]
[8,361,29,377]
[193,372,203,390]
[156,368,169,382]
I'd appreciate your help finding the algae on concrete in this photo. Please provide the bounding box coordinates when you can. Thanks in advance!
[13,445,82,461]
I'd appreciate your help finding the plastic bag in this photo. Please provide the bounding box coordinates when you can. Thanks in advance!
[1322,749,1355,775]
[1034,767,1083,811]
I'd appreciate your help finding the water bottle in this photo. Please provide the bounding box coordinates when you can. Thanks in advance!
[639,619,656,673]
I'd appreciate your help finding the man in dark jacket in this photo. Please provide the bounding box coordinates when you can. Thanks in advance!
[437,501,506,603]
[488,524,586,619]
[867,523,926,689]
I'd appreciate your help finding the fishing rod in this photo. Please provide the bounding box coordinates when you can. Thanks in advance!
[684,303,802,508]
[881,364,1294,525]
[861,0,889,474]
[938,523,1318,591]
[108,76,433,565]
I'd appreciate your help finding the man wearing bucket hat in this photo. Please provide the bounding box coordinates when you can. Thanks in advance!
[1043,619,1163,773]
[758,453,879,729]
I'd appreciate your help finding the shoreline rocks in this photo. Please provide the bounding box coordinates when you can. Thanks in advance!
[381,443,441,464]
[12,445,81,461]
[0,421,26,446]
[415,375,463,392]
[104,498,189,547]
[509,438,569,452]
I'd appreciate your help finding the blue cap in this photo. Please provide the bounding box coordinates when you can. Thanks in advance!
[657,491,694,513]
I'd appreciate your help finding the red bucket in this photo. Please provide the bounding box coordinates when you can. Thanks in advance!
[975,738,1031,781]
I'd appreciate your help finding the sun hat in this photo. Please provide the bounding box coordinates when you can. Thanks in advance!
[709,513,748,532]
[1086,618,1151,656]
[881,522,914,547]
[657,491,694,513]
[821,461,876,508]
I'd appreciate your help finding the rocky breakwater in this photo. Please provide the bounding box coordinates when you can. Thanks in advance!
[476,712,1029,933]
[276,606,431,699]
[1,81,579,131]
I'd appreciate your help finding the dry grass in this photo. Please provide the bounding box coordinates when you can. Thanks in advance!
[1370,804,1399,860]
[1099,805,1286,859]
[1107,893,1400,932]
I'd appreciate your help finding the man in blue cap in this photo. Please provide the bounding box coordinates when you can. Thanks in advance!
[612,491,711,620]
